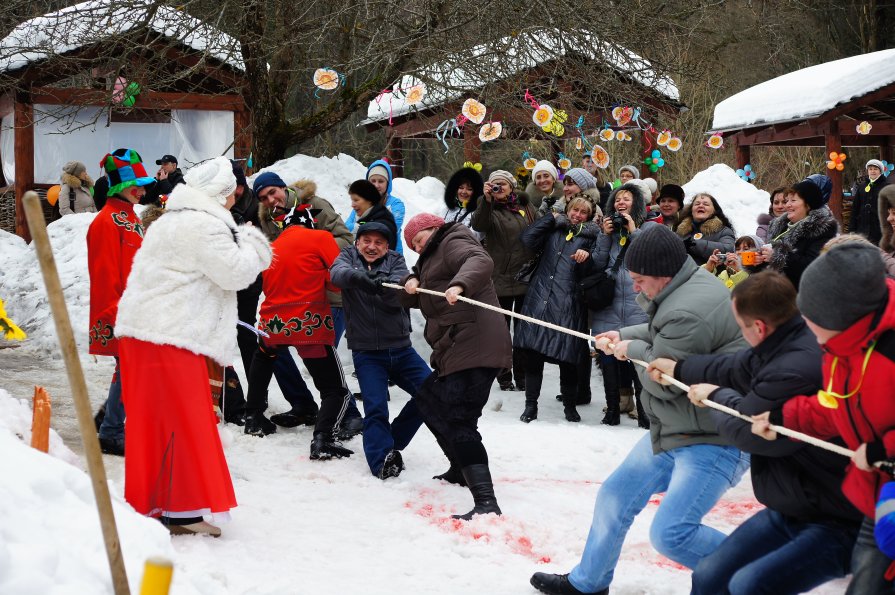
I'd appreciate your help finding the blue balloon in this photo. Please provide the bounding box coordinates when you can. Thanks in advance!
[744,164,752,172]
[657,159,665,167]
[651,149,661,158]
[736,169,745,177]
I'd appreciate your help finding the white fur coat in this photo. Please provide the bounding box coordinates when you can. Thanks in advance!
[116,184,272,365]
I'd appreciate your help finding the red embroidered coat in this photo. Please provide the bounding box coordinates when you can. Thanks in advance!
[258,226,340,346]
[783,278,895,518]
[86,197,143,356]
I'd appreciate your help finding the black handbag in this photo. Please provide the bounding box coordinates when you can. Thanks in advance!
[579,241,628,311]
[514,251,542,284]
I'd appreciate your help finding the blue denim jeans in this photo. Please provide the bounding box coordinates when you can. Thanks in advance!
[691,508,857,594]
[273,347,317,411]
[845,516,895,595]
[98,358,124,442]
[332,307,345,348]
[568,433,750,593]
[353,347,430,475]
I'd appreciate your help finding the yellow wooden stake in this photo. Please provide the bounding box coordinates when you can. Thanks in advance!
[139,557,173,595]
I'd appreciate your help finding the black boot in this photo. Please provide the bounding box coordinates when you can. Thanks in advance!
[530,572,606,595]
[244,411,277,436]
[600,358,621,426]
[310,433,354,460]
[561,384,581,422]
[520,371,542,422]
[520,401,538,423]
[270,403,318,428]
[635,393,650,429]
[433,466,467,486]
[452,464,501,520]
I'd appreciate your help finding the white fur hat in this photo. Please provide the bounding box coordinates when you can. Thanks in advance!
[184,156,237,206]
[532,160,558,181]
[643,177,658,195]
[867,159,885,173]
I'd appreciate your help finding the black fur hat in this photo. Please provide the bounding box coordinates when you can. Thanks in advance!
[444,167,485,211]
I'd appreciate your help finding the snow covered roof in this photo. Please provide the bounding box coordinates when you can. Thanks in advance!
[363,28,679,125]
[711,48,895,132]
[0,0,243,74]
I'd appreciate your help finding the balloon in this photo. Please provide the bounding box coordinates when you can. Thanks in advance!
[649,164,658,172]
[652,158,658,164]
[829,151,838,160]
[827,161,836,170]
[122,95,136,107]
[836,163,844,171]
[736,169,745,176]
[651,149,661,158]
[657,159,665,167]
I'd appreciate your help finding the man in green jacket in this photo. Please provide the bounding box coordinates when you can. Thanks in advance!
[531,223,750,595]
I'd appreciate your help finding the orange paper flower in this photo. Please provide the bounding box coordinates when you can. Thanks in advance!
[462,98,487,124]
[313,68,340,90]
[524,157,538,170]
[666,137,682,152]
[656,130,672,146]
[706,134,724,149]
[558,157,572,170]
[479,122,502,142]
[590,145,610,169]
[599,128,615,142]
[405,84,426,106]
[533,105,555,128]
[612,106,633,127]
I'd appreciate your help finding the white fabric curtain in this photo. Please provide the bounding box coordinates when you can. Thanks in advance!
[1,113,15,186]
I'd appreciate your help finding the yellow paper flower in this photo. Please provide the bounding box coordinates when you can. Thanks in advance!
[479,122,503,142]
[615,130,626,141]
[856,121,872,135]
[313,68,340,91]
[599,128,615,142]
[590,145,610,169]
[462,98,487,124]
[707,134,724,149]
[612,106,633,126]
[405,84,426,106]
[524,157,538,170]
[533,105,554,128]
[656,130,671,146]
[558,158,572,170]
[666,137,683,152]
[576,138,583,150]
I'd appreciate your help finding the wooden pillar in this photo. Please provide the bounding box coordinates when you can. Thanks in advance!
[233,108,253,174]
[639,128,654,179]
[825,123,843,222]
[14,92,34,243]
[386,132,404,178]
[734,136,751,170]
[462,131,481,167]
[883,137,895,183]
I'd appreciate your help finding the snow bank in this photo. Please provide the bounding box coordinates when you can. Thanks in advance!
[0,388,180,595]
[682,164,769,240]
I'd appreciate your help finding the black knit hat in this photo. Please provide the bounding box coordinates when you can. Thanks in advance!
[792,180,824,211]
[348,179,382,206]
[658,184,685,207]
[625,223,688,277]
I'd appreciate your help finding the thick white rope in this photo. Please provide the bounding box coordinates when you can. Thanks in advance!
[384,282,856,459]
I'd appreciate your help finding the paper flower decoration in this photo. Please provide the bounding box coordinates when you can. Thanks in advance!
[576,137,583,150]
[590,145,610,169]
[533,105,555,128]
[736,164,756,182]
[599,128,615,142]
[706,133,724,149]
[523,152,537,170]
[462,98,487,124]
[405,84,426,106]
[666,137,683,152]
[826,152,847,171]
[656,130,672,146]
[557,153,572,170]
[615,131,632,142]
[463,161,483,172]
[856,121,872,135]
[313,68,341,91]
[479,121,502,142]
[612,106,633,127]
[643,149,665,173]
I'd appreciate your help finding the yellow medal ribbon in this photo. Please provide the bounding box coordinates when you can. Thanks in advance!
[817,341,876,409]
[566,230,574,241]
[518,209,526,217]
[459,199,468,208]
[619,236,627,246]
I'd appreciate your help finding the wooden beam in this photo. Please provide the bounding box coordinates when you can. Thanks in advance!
[31,87,245,111]
[809,80,895,126]
[837,120,895,136]
[825,123,843,222]
[14,93,35,242]
[869,102,895,119]
[734,137,750,170]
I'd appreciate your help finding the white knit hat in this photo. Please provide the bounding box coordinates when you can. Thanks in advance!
[532,160,558,182]
[619,164,640,179]
[867,159,886,173]
[643,177,658,195]
[184,156,237,206]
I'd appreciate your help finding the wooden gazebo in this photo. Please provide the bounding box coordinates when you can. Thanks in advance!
[361,30,686,177]
[0,0,251,242]
[710,48,895,220]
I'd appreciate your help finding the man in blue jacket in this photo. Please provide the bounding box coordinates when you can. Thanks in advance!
[648,270,862,594]
[330,222,428,478]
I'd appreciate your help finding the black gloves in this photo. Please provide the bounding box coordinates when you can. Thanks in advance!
[354,269,388,294]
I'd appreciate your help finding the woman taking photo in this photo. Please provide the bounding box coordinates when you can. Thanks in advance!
[675,193,736,266]
[471,170,538,391]
[590,182,650,427]
[761,181,838,288]
[513,194,600,423]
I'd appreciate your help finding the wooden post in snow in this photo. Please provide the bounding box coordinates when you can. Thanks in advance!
[30,386,51,453]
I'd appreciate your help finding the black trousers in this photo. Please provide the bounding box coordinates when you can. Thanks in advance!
[415,367,498,468]
[246,343,348,438]
[520,349,577,403]
[497,295,527,385]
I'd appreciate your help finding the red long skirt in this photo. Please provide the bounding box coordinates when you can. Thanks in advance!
[120,337,236,517]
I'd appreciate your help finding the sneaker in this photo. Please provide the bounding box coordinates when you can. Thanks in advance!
[166,521,222,538]
[244,412,277,437]
[310,434,354,460]
[270,407,317,428]
[498,379,515,391]
[98,436,125,456]
[530,572,603,595]
[378,449,404,480]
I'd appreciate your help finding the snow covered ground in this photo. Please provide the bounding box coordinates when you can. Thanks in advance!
[0,155,846,594]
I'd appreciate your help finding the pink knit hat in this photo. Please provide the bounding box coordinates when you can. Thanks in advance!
[403,213,445,252]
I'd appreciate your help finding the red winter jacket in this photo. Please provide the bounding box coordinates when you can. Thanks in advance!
[783,278,895,518]
[258,226,340,346]
[86,197,143,356]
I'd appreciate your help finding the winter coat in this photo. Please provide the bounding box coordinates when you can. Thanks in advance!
[513,214,599,363]
[755,212,773,243]
[851,175,888,245]
[259,181,353,307]
[538,188,603,220]
[678,315,861,524]
[144,168,185,205]
[59,172,96,215]
[230,188,261,228]
[526,182,563,215]
[470,192,538,297]
[115,185,272,366]
[675,215,736,265]
[589,227,650,335]
[878,185,895,253]
[86,197,144,357]
[258,225,340,347]
[345,160,406,253]
[443,168,484,241]
[781,279,895,518]
[330,243,412,351]
[766,207,839,289]
[355,203,399,251]
[620,258,747,453]
[399,223,512,376]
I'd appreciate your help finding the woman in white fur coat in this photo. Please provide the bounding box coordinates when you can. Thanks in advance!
[115,156,272,537]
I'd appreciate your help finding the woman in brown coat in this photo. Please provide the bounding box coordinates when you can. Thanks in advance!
[400,213,512,521]
[471,169,537,391]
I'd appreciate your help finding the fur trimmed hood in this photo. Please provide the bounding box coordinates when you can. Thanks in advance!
[166,182,239,231]
[879,185,895,252]
[766,206,839,270]
[290,179,318,201]
[61,172,93,188]
[757,212,773,226]
[607,182,647,226]
[676,215,726,238]
[258,180,316,224]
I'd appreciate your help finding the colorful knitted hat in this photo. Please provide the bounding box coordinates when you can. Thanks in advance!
[101,149,154,196]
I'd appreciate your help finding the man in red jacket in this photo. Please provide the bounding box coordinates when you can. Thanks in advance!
[244,204,354,460]
[753,242,895,594]
[88,149,154,455]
